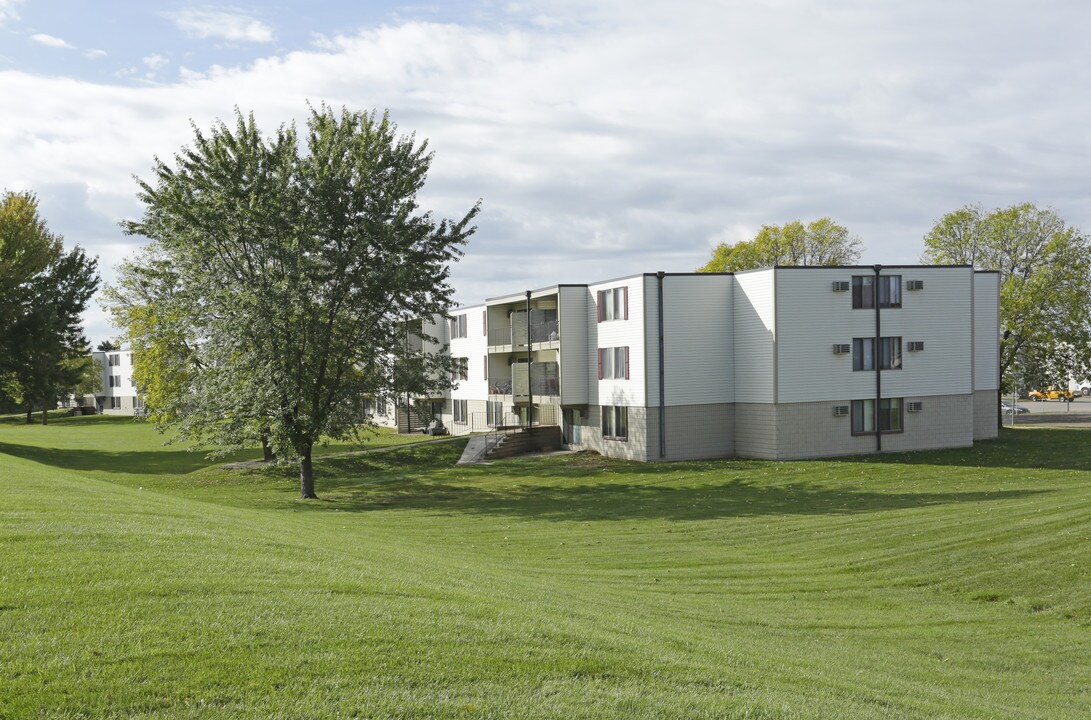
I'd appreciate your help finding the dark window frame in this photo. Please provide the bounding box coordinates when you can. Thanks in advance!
[601,405,629,441]
[852,275,902,309]
[850,398,904,435]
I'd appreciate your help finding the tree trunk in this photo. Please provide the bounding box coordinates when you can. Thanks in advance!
[25,409,32,425]
[261,429,275,462]
[299,445,318,499]
[41,406,48,425]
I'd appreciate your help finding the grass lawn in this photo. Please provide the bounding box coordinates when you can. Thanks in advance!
[1,417,1089,718]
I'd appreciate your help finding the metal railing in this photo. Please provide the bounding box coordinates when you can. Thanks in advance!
[486,320,560,346]
[483,412,523,455]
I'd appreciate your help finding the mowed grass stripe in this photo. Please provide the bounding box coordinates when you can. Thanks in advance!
[1,417,1090,718]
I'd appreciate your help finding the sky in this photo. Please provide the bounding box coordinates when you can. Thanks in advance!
[2,0,1090,345]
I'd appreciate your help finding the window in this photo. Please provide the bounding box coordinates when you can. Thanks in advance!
[601,405,628,440]
[851,398,903,434]
[852,337,901,370]
[110,397,121,410]
[130,377,136,387]
[597,346,630,379]
[482,310,488,336]
[451,357,469,381]
[108,374,121,388]
[596,286,628,322]
[852,275,901,309]
[453,399,468,423]
[483,355,488,380]
[449,314,468,339]
[108,353,120,367]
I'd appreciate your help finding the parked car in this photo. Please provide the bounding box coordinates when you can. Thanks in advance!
[1000,400,1030,415]
[1027,388,1074,401]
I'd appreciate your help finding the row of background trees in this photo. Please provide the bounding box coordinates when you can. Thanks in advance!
[698,207,1091,394]
[0,191,99,423]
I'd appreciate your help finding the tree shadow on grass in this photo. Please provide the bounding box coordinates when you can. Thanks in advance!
[290,444,1049,522]
[0,441,256,476]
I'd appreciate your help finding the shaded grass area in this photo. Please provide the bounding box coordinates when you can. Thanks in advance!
[1,420,1090,718]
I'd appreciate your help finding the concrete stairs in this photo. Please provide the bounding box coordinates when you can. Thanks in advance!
[455,426,563,465]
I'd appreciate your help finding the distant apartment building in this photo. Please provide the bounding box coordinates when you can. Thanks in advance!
[408,265,1000,461]
[89,349,143,415]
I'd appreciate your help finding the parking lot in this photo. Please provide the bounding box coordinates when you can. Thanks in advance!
[1004,395,1091,425]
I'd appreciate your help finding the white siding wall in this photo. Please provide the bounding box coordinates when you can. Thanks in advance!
[775,267,974,403]
[97,350,138,399]
[558,286,589,405]
[733,270,775,403]
[880,267,973,398]
[774,268,876,404]
[588,275,645,407]
[449,304,489,401]
[645,274,734,407]
[973,272,1001,391]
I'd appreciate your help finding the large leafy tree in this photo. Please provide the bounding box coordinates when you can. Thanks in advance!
[922,203,1091,392]
[0,191,98,422]
[699,218,862,272]
[109,107,477,498]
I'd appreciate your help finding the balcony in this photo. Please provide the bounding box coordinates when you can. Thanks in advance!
[488,310,559,349]
[512,361,559,399]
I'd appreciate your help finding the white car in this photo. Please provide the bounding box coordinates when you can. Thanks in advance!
[1000,400,1030,415]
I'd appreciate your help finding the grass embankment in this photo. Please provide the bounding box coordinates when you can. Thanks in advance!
[1,416,1089,718]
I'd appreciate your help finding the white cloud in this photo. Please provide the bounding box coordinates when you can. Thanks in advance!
[30,33,75,49]
[84,49,108,60]
[143,54,169,70]
[0,0,23,24]
[165,8,274,43]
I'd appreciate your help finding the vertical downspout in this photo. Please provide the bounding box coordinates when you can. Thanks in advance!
[657,272,666,459]
[874,264,882,452]
[526,291,533,427]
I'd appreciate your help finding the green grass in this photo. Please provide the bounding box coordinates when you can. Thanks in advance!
[1,418,1090,718]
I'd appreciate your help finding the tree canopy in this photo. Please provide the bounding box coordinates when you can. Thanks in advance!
[922,203,1091,391]
[698,218,862,272]
[108,107,478,498]
[0,191,99,422]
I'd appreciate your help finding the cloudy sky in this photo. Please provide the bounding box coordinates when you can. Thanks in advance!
[2,0,1090,344]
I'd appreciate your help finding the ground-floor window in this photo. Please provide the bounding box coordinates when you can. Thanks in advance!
[851,398,903,434]
[601,405,628,441]
[110,397,122,410]
[453,399,468,424]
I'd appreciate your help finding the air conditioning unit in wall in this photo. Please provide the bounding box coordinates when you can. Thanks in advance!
[907,280,924,291]
[832,281,850,292]
[832,405,849,416]
[907,401,923,412]
[907,341,925,351]
[833,343,851,354]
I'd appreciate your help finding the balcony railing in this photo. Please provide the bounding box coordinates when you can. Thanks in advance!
[487,311,559,346]
[512,362,559,398]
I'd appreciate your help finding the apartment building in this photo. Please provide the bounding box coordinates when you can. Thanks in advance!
[89,349,143,415]
[415,265,1000,461]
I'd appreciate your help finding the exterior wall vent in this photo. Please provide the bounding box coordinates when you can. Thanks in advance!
[832,405,849,417]
[907,401,923,412]
[907,341,925,351]
[907,280,924,291]
[832,281,850,292]
[833,343,851,354]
